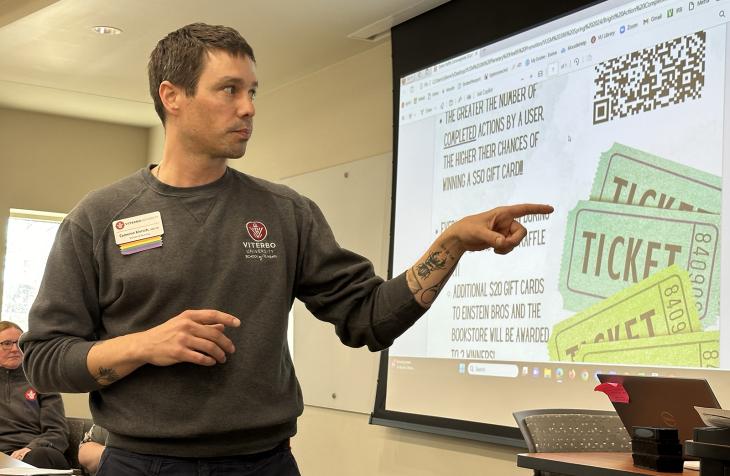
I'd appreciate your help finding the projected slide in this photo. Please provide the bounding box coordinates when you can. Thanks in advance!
[392,0,727,373]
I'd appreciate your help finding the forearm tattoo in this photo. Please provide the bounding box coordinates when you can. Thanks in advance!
[95,367,120,386]
[420,268,456,305]
[409,246,458,307]
[415,251,448,279]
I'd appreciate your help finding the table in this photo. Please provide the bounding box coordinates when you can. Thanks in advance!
[517,452,693,476]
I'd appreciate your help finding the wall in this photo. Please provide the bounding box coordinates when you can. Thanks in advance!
[0,107,149,312]
[298,407,525,476]
[147,123,165,166]
[230,42,392,181]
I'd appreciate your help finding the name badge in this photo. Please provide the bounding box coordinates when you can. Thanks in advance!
[112,212,164,255]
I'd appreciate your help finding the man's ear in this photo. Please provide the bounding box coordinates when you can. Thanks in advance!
[159,80,184,118]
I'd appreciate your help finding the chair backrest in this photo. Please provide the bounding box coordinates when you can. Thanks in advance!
[513,409,630,452]
[513,409,631,476]
[65,417,94,473]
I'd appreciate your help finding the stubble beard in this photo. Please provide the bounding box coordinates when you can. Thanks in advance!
[228,142,247,159]
[219,131,249,159]
[207,137,247,160]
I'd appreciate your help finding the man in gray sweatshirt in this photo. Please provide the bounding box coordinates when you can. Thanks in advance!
[20,23,553,475]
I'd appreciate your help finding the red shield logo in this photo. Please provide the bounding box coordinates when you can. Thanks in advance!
[24,388,37,401]
[246,221,267,242]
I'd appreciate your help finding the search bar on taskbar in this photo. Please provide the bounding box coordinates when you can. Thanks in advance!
[467,362,519,377]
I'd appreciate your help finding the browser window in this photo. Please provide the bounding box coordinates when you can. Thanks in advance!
[389,0,730,426]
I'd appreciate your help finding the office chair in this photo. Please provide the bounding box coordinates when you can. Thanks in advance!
[513,409,631,476]
[64,416,94,476]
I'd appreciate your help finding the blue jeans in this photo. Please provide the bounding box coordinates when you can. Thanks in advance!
[96,441,300,476]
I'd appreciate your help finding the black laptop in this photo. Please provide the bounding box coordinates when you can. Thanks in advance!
[596,374,721,443]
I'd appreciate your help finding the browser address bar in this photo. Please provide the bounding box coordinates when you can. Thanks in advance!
[424,0,672,86]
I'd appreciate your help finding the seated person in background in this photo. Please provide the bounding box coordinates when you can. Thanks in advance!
[78,424,108,475]
[0,321,69,469]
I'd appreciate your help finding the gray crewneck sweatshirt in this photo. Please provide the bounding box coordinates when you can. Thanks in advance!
[21,166,424,457]
[0,367,68,454]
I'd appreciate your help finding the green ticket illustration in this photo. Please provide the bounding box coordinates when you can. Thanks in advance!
[549,265,701,362]
[574,331,720,368]
[559,200,720,324]
[590,143,721,213]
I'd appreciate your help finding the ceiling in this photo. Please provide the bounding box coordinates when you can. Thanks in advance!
[0,0,448,127]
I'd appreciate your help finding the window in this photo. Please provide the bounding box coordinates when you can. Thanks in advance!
[2,209,64,330]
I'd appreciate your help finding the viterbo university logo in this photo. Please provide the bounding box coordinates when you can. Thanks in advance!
[243,220,277,261]
[246,221,267,241]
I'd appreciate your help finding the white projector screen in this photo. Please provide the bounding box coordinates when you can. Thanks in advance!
[375,0,730,444]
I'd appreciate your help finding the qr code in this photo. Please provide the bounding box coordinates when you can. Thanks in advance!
[593,31,706,124]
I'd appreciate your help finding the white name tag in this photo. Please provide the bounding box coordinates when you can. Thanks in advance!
[112,211,164,245]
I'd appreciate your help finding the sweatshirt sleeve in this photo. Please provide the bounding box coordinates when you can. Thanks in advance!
[295,199,426,351]
[27,392,69,453]
[20,217,103,393]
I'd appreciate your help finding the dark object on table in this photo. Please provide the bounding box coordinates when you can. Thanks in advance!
[632,426,680,442]
[631,426,683,472]
[685,428,730,476]
[631,438,682,455]
[631,452,684,472]
[693,426,730,445]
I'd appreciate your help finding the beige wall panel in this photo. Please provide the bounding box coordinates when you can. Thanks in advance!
[62,392,91,418]
[282,154,391,414]
[231,42,392,182]
[147,124,165,166]
[293,406,530,476]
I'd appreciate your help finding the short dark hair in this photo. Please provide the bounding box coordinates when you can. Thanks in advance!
[148,23,256,124]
